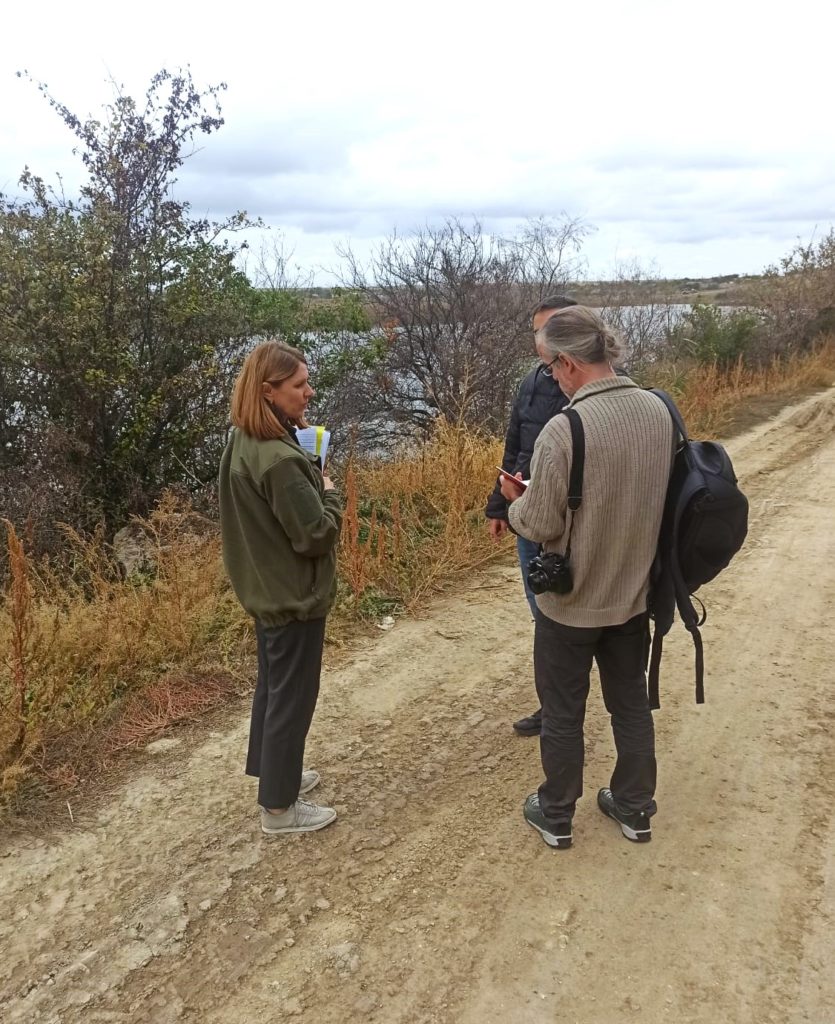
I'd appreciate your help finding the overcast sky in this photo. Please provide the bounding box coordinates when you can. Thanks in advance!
[1,0,832,283]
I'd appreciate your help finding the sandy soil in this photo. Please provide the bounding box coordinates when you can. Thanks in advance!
[1,387,834,1024]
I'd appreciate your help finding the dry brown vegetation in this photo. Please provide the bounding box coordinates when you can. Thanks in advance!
[0,498,252,803]
[2,343,834,808]
[650,339,835,437]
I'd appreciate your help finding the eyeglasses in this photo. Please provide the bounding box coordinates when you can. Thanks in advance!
[540,354,563,376]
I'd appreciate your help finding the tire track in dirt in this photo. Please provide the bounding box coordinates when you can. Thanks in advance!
[1,386,833,1024]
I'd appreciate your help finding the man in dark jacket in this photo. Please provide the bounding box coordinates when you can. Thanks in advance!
[485,295,577,736]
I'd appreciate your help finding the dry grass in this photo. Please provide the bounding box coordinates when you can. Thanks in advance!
[653,337,835,438]
[0,495,251,805]
[2,342,833,807]
[336,419,505,617]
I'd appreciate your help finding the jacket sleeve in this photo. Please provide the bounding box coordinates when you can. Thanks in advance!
[261,458,343,557]
[507,426,569,544]
[485,390,523,520]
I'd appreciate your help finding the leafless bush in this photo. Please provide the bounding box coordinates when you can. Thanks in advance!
[337,217,589,442]
[593,259,682,370]
[746,229,835,355]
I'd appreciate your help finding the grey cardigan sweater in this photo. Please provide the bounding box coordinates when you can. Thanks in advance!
[507,376,674,628]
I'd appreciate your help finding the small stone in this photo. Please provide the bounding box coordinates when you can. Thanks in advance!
[282,996,303,1015]
[199,900,212,912]
[274,885,288,901]
[328,941,360,975]
[315,898,331,910]
[353,993,378,1014]
[145,737,182,754]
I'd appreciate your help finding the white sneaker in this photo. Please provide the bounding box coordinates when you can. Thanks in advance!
[261,799,337,835]
[299,769,320,794]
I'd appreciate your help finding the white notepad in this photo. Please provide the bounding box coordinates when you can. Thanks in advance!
[296,426,331,466]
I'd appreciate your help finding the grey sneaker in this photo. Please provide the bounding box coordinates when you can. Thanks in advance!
[300,769,320,794]
[261,799,337,835]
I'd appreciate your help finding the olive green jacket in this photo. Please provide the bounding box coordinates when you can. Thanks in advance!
[219,428,343,626]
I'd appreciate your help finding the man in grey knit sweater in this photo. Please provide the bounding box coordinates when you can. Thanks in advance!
[500,305,674,849]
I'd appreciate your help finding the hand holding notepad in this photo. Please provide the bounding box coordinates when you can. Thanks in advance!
[296,426,331,466]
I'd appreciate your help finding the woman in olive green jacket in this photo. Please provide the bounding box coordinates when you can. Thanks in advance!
[219,340,342,836]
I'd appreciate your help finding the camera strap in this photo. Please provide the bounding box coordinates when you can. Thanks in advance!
[562,408,585,560]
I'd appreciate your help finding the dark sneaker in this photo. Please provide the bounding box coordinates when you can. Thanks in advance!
[597,788,652,843]
[523,793,572,849]
[513,708,542,736]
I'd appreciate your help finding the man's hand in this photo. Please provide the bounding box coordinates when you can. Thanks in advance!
[323,475,336,492]
[488,518,509,541]
[499,472,525,501]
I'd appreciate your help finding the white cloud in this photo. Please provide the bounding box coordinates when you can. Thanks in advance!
[1,0,832,280]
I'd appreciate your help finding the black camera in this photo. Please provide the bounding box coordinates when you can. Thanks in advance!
[527,552,573,595]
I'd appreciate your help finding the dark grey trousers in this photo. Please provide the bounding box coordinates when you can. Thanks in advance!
[534,609,657,821]
[246,617,326,808]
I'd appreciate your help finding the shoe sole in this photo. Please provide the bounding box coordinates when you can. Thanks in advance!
[262,812,337,836]
[524,817,572,849]
[512,725,542,737]
[599,805,651,843]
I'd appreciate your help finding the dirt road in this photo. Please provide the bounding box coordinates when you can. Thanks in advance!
[2,388,834,1024]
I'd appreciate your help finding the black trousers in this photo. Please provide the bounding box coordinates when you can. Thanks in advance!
[534,609,657,821]
[246,617,326,809]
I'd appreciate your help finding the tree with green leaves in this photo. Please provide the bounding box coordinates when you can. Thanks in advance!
[667,303,760,367]
[0,69,372,539]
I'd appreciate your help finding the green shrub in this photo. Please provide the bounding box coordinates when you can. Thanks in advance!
[669,303,760,367]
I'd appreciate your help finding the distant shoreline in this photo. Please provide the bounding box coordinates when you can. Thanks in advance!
[280,274,760,309]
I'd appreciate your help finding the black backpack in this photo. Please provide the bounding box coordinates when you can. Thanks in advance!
[647,390,749,708]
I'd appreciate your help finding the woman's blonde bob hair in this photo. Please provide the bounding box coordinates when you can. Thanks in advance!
[230,339,309,440]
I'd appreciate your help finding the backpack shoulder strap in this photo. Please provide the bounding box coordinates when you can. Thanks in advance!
[647,626,664,710]
[649,388,689,444]
[646,388,686,710]
[562,407,585,511]
[558,407,585,560]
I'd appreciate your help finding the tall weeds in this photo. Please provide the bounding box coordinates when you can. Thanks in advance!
[1,521,38,793]
[338,419,505,615]
[0,497,250,804]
